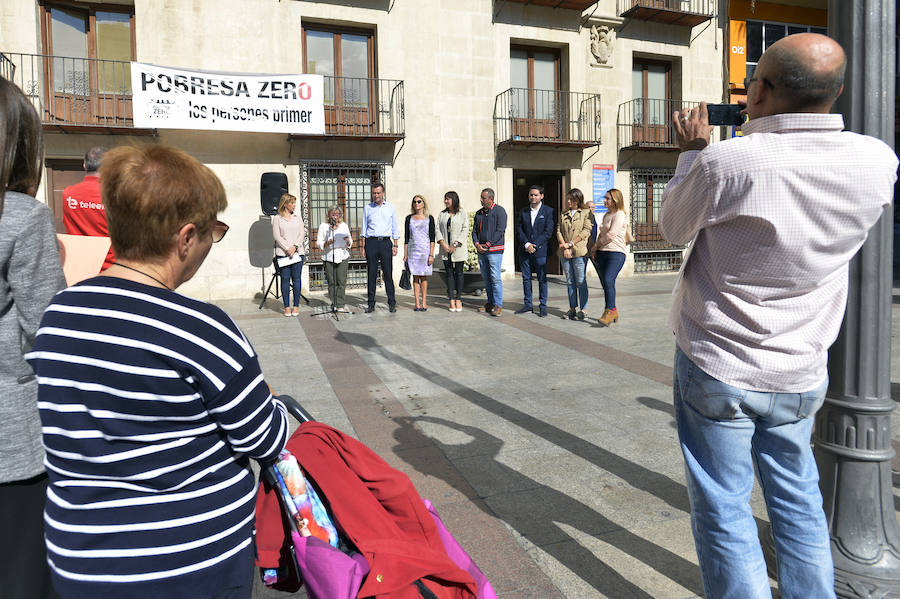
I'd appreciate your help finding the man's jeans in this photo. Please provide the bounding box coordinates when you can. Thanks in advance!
[673,346,834,599]
[477,252,503,308]
[560,255,588,310]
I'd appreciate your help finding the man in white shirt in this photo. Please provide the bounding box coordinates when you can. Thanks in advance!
[660,33,897,599]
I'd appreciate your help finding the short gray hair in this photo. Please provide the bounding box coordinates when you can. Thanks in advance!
[84,146,107,172]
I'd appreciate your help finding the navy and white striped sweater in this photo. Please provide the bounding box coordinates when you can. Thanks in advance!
[26,277,288,599]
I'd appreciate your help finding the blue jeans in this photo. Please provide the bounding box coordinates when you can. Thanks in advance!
[595,251,626,310]
[520,253,547,308]
[280,257,304,308]
[477,252,503,308]
[673,346,834,599]
[560,255,588,310]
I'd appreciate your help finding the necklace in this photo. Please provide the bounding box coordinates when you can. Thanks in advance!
[114,262,173,291]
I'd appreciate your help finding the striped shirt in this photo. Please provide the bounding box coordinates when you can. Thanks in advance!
[660,113,898,392]
[25,277,288,599]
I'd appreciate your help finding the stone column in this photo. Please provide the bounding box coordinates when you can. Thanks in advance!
[813,2,900,597]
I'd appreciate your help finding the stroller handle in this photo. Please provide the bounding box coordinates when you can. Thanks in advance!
[276,394,314,423]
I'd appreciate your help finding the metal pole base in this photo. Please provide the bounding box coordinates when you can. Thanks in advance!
[814,396,900,599]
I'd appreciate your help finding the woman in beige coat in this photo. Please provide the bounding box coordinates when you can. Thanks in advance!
[556,188,593,320]
[435,191,469,312]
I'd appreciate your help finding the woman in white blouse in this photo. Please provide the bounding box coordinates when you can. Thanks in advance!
[316,205,353,310]
[272,193,306,316]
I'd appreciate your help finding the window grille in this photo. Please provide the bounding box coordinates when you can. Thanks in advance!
[630,168,684,273]
[300,160,386,289]
[633,250,683,274]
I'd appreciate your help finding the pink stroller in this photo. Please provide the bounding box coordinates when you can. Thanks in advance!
[257,396,497,599]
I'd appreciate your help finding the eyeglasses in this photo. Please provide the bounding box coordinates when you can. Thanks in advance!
[413,199,423,204]
[212,220,229,243]
[744,76,774,90]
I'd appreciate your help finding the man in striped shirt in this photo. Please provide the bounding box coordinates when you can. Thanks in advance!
[660,33,898,599]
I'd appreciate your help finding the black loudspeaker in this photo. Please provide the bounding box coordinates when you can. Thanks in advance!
[260,172,288,216]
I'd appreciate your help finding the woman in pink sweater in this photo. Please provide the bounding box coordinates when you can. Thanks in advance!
[272,193,306,316]
[590,188,627,326]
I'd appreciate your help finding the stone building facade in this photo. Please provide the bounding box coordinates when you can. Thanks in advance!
[2,0,728,301]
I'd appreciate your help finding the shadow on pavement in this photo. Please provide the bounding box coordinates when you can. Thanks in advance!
[395,415,702,598]
[336,331,704,596]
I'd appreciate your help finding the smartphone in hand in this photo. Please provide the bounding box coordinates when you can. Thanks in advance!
[706,104,744,126]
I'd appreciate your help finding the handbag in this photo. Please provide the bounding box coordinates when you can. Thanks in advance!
[399,263,412,290]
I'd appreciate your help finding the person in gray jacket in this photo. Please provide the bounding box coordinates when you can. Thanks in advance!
[435,191,468,312]
[0,78,67,598]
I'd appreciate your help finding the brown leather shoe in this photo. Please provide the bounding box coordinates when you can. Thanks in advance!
[477,303,493,312]
[491,306,502,317]
[598,308,618,326]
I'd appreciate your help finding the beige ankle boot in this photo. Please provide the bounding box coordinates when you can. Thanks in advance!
[598,308,618,326]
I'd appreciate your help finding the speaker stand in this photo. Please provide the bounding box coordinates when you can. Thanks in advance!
[258,269,281,310]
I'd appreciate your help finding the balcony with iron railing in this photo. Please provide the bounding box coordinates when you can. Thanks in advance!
[494,88,601,148]
[289,76,404,140]
[617,0,714,27]
[496,0,600,10]
[2,51,146,133]
[617,98,724,150]
[2,52,405,139]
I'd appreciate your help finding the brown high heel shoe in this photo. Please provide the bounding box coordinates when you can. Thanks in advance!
[598,308,619,326]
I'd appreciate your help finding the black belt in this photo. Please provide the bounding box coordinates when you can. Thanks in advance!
[368,236,392,240]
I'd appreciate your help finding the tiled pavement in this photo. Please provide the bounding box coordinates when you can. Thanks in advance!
[219,272,900,599]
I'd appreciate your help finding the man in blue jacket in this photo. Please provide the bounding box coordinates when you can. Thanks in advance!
[472,188,506,316]
[515,185,554,317]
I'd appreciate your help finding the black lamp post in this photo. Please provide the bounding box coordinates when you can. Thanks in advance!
[813,1,900,596]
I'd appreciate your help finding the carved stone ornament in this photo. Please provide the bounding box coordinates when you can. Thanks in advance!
[590,25,616,66]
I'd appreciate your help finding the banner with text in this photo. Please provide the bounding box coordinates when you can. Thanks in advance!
[131,63,325,134]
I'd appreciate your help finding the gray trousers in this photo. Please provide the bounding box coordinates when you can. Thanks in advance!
[323,259,349,307]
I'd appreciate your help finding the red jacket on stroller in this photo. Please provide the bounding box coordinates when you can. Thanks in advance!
[256,422,478,599]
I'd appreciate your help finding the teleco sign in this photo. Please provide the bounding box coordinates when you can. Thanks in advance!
[131,62,325,134]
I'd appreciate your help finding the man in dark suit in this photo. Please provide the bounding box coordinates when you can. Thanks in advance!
[515,185,554,317]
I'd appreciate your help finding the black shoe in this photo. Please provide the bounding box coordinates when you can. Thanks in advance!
[364,306,375,313]
[567,308,576,320]
[539,306,547,317]
[514,306,532,315]
[389,305,397,313]
[576,310,585,321]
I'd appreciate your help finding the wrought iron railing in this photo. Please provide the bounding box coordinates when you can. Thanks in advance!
[494,87,601,147]
[0,53,15,81]
[617,98,726,150]
[3,53,406,137]
[318,76,405,138]
[617,0,715,22]
[2,52,134,128]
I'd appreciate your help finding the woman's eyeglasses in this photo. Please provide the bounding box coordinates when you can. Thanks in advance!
[413,199,423,204]
[212,220,229,243]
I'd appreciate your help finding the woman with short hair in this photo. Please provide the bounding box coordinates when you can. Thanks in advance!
[27,144,289,599]
[590,187,628,325]
[316,204,352,310]
[272,193,305,316]
[557,188,593,320]
[435,191,468,312]
[404,194,435,311]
